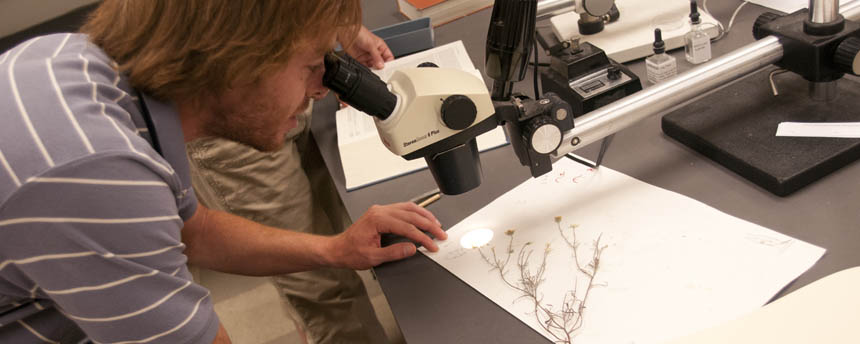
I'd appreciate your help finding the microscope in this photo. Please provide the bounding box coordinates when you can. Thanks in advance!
[323,52,500,195]
[324,0,638,195]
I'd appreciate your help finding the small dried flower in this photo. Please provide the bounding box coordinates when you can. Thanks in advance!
[505,229,515,236]
[554,216,562,223]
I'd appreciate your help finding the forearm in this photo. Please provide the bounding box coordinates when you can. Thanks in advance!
[183,201,446,274]
[182,205,337,275]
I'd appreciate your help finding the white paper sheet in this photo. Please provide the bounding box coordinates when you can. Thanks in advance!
[336,41,508,191]
[748,0,808,13]
[750,0,809,13]
[666,267,860,344]
[776,121,860,138]
[749,0,858,14]
[422,158,825,344]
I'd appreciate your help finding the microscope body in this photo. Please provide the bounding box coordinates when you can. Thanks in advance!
[377,68,495,157]
[322,0,641,195]
[323,51,499,195]
[378,68,499,195]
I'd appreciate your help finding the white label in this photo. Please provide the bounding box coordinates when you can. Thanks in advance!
[646,58,677,84]
[776,122,860,138]
[686,32,712,64]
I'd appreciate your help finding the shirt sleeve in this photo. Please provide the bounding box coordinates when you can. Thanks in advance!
[0,152,218,344]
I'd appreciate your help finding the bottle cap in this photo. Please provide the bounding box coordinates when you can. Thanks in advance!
[653,28,666,54]
[690,0,701,24]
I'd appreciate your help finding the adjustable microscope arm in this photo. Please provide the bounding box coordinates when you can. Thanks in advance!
[323,0,860,196]
[492,0,860,179]
[552,0,860,159]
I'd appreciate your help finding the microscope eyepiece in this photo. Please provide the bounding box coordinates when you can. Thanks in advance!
[322,52,397,120]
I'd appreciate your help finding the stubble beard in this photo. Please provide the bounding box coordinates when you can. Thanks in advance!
[209,99,304,153]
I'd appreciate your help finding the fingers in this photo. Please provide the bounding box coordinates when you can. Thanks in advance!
[341,203,448,269]
[374,204,446,252]
[378,43,394,63]
[399,202,447,241]
[346,26,392,70]
[376,215,438,252]
[368,48,385,70]
[398,201,441,224]
[349,51,381,70]
[375,242,417,265]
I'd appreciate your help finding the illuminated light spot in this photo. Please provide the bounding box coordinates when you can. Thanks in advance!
[460,228,494,249]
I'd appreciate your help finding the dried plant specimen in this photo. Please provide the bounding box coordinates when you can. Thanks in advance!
[478,217,607,343]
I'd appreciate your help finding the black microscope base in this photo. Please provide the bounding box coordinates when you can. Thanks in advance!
[662,68,860,197]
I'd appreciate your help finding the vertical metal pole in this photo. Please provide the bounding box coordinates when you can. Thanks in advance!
[808,0,841,101]
[809,81,839,101]
[809,0,840,24]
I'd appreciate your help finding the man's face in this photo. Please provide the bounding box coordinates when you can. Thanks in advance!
[205,40,331,152]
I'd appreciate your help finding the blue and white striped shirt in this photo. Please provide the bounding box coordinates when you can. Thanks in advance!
[0,33,218,343]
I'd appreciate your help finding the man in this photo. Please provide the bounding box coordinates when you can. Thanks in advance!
[0,1,445,343]
[185,24,396,343]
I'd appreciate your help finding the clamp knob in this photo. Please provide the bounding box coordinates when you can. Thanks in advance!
[834,36,860,75]
[607,65,622,80]
[753,12,781,40]
[524,116,562,155]
[582,0,614,17]
[441,95,477,130]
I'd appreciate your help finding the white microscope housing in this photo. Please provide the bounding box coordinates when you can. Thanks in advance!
[377,68,495,157]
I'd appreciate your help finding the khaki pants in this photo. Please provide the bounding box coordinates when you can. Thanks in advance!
[186,105,376,343]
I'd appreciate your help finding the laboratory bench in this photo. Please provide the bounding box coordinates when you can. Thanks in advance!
[310,1,860,343]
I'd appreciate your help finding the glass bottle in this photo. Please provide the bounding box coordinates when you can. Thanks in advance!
[685,0,712,64]
[646,28,677,84]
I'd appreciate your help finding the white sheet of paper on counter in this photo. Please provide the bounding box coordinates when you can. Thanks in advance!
[776,122,860,138]
[747,0,808,13]
[749,0,858,14]
[335,40,508,191]
[421,157,825,344]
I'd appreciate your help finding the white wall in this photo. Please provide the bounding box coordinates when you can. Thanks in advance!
[0,0,99,37]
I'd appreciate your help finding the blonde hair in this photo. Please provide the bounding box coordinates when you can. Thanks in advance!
[81,0,362,101]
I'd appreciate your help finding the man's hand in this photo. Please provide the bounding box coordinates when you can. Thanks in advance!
[327,203,447,270]
[345,26,394,70]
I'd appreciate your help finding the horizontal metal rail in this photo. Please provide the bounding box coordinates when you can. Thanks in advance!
[553,1,860,157]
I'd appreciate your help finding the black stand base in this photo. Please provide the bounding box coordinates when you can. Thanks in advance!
[662,67,860,196]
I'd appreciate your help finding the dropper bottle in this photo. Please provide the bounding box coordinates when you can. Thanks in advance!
[646,28,677,84]
[685,0,712,64]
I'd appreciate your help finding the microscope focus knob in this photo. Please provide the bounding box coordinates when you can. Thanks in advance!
[834,36,860,75]
[440,95,477,130]
[524,116,562,155]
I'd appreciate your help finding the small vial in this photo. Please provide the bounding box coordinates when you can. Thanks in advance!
[646,28,677,84]
[685,0,712,64]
